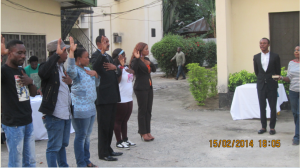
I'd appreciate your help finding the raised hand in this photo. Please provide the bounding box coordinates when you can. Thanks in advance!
[63,71,72,85]
[133,49,140,59]
[69,37,77,52]
[56,38,66,56]
[68,37,77,59]
[118,55,125,66]
[103,62,116,71]
[1,35,8,56]
[20,70,33,86]
[85,69,98,78]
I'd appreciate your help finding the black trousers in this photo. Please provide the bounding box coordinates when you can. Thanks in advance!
[96,103,117,158]
[134,88,153,134]
[257,84,278,129]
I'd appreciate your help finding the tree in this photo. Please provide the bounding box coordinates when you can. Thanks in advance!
[163,0,205,35]
[196,0,216,37]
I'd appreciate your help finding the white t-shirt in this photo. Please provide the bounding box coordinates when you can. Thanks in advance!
[119,67,134,103]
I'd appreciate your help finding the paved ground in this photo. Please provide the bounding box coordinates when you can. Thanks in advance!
[1,72,299,167]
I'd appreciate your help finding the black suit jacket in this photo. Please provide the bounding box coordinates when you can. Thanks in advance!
[131,57,156,90]
[38,53,73,115]
[90,50,121,105]
[253,52,281,91]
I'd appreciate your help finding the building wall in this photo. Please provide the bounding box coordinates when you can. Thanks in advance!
[92,0,162,64]
[1,0,61,46]
[216,0,300,93]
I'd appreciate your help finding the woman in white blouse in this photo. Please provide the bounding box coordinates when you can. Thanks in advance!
[279,45,299,146]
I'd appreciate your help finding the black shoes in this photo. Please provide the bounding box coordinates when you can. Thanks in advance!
[110,152,123,156]
[181,77,186,80]
[174,77,178,80]
[258,129,267,134]
[269,130,276,135]
[100,156,118,161]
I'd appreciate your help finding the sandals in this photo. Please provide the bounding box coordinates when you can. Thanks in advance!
[87,162,98,167]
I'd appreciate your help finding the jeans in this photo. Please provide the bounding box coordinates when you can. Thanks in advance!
[289,90,299,143]
[72,115,95,167]
[176,65,186,79]
[43,115,71,167]
[2,123,36,167]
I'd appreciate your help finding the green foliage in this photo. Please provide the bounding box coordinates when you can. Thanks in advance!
[207,65,218,97]
[186,63,218,105]
[228,70,257,92]
[151,34,185,76]
[163,0,209,34]
[228,67,289,94]
[186,63,208,105]
[87,63,93,70]
[151,34,216,77]
[278,67,290,95]
[204,41,216,67]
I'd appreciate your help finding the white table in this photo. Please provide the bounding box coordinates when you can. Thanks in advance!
[30,95,74,140]
[230,83,288,120]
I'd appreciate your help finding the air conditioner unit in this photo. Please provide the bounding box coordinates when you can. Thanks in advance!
[114,36,122,43]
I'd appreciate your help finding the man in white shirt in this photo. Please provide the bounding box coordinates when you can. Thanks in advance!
[253,38,281,135]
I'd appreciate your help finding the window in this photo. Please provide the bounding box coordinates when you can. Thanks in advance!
[99,29,105,37]
[151,28,156,37]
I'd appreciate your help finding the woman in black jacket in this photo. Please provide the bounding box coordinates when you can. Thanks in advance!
[129,42,156,141]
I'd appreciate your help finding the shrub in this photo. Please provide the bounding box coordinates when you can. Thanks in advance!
[186,63,218,106]
[205,41,217,67]
[151,34,208,77]
[151,34,185,76]
[228,70,257,92]
[278,67,290,95]
[228,67,289,94]
[207,65,218,97]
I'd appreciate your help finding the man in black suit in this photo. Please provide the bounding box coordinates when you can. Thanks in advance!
[253,38,281,135]
[90,35,122,161]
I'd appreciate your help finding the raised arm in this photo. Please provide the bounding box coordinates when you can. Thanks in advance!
[66,37,78,80]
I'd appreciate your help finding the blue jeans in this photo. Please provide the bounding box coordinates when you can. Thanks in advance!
[289,90,299,143]
[72,115,95,167]
[43,115,71,167]
[2,123,36,167]
[176,65,186,79]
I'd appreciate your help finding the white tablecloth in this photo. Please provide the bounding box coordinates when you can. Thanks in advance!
[230,83,288,120]
[30,95,74,140]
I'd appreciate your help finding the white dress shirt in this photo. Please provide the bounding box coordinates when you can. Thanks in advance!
[261,52,270,72]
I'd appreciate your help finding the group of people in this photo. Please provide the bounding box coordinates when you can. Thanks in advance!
[1,34,156,167]
[253,38,299,146]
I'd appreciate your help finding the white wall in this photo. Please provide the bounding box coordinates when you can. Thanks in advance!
[92,0,163,64]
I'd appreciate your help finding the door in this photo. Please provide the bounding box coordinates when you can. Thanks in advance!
[269,11,299,69]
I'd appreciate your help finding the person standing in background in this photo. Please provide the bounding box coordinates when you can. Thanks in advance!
[1,38,37,167]
[112,48,136,149]
[24,56,42,95]
[67,37,100,166]
[170,47,186,80]
[278,45,299,145]
[129,42,156,142]
[90,35,123,161]
[38,38,73,167]
[253,38,281,135]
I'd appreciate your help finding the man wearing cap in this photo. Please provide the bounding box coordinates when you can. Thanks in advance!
[38,38,73,167]
[24,56,42,95]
